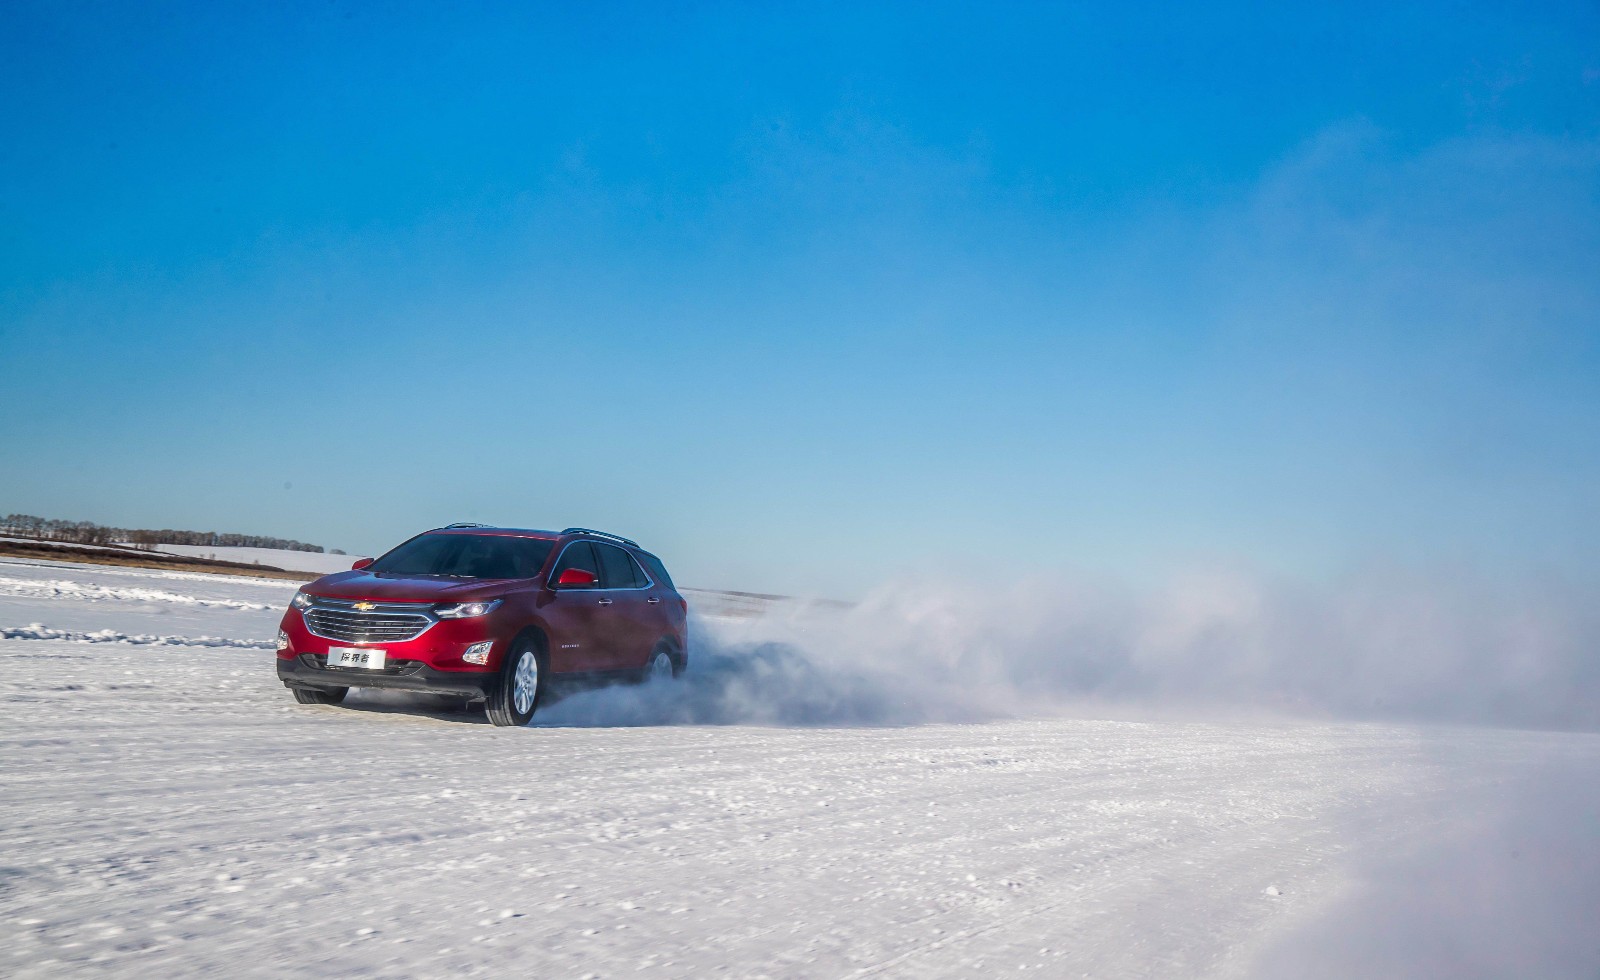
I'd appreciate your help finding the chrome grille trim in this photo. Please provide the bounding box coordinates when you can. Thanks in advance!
[302,597,437,645]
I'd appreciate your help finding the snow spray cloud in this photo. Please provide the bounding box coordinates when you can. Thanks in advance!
[824,565,1600,730]
[534,564,1600,730]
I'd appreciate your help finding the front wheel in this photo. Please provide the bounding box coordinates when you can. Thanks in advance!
[486,638,543,727]
[291,686,347,705]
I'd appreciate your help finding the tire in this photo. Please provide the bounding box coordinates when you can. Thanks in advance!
[486,636,544,727]
[292,686,347,705]
[644,642,680,684]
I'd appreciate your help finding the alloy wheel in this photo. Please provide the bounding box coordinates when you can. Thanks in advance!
[512,650,539,714]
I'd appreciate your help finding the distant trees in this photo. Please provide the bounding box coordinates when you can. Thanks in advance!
[0,515,114,546]
[1,514,326,553]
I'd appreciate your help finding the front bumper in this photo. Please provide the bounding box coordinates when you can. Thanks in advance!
[278,654,497,700]
[277,600,513,668]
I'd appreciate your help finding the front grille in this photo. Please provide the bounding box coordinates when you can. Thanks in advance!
[303,598,435,644]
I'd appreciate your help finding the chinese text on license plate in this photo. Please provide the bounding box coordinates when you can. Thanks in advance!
[327,647,387,669]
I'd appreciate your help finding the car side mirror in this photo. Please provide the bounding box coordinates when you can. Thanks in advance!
[555,567,598,588]
[351,557,374,571]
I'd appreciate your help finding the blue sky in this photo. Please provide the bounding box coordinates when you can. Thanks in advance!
[2,1,1597,597]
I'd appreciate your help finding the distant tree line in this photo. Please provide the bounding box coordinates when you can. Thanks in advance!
[1,514,326,553]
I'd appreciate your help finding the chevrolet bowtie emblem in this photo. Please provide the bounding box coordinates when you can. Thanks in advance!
[353,601,377,612]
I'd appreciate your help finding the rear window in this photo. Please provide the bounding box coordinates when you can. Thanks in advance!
[367,534,554,579]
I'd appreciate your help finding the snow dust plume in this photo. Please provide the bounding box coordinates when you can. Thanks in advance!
[537,564,1600,730]
[531,633,978,728]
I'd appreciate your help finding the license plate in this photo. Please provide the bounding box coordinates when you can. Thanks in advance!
[327,647,387,670]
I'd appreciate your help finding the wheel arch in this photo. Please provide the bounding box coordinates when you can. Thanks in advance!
[504,623,550,668]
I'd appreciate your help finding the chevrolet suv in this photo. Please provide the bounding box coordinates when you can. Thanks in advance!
[275,526,687,726]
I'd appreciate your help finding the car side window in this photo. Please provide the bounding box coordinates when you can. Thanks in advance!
[622,550,648,587]
[551,541,599,587]
[637,552,674,591]
[596,543,643,589]
[626,552,648,587]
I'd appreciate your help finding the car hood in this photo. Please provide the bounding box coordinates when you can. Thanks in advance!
[303,570,525,602]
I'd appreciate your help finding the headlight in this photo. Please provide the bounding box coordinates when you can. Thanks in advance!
[276,629,290,652]
[436,600,502,619]
[290,591,315,611]
[462,641,493,665]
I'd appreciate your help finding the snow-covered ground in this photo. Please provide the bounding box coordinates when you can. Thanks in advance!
[1,556,1596,978]
[153,544,363,575]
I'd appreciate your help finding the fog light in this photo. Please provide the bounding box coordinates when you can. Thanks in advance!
[462,641,493,665]
[276,629,290,652]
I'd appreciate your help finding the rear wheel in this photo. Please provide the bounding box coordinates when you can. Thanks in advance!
[291,686,347,705]
[645,643,679,683]
[486,637,543,727]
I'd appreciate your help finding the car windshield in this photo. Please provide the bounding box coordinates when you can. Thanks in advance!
[366,533,554,579]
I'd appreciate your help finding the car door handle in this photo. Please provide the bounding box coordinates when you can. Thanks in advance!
[596,597,613,606]
[645,597,661,604]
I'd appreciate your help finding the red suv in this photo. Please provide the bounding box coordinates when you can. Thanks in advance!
[275,526,687,726]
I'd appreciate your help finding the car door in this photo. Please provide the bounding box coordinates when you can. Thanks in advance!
[541,541,611,672]
[594,543,655,670]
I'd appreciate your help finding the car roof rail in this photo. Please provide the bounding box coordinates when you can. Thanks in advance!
[562,527,640,547]
[444,522,494,529]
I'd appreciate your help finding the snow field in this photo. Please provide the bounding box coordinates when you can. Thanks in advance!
[0,556,1596,977]
[0,640,1462,978]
